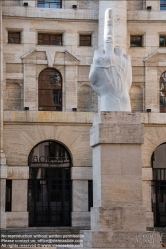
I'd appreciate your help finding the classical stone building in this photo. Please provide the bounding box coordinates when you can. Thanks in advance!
[1,0,166,235]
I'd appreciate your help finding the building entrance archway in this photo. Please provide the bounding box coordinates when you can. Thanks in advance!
[28,140,72,227]
[152,143,166,227]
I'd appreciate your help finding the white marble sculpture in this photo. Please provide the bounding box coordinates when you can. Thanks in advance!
[89,9,132,111]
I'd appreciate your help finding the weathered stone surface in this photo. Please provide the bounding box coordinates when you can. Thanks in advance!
[93,112,142,125]
[0,179,6,228]
[6,212,28,227]
[12,180,28,212]
[72,212,90,227]
[72,167,92,180]
[91,207,146,232]
[82,230,161,248]
[7,167,29,179]
[73,180,88,211]
[90,123,144,145]
[0,165,7,178]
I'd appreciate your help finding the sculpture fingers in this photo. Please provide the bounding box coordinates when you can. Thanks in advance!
[104,8,115,65]
[93,49,104,67]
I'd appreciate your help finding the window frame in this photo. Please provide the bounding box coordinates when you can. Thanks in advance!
[8,31,21,44]
[159,71,166,113]
[79,34,92,47]
[130,35,143,47]
[38,33,63,46]
[160,0,166,10]
[37,0,62,9]
[38,68,63,111]
[159,36,166,47]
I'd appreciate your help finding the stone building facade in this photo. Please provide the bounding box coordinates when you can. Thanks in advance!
[0,0,166,231]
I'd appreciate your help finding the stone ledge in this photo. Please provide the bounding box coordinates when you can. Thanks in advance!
[2,7,98,20]
[141,113,166,124]
[93,112,142,125]
[4,111,95,124]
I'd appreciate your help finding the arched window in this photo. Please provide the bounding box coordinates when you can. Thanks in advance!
[152,143,166,227]
[160,72,166,112]
[38,68,62,111]
[28,140,72,227]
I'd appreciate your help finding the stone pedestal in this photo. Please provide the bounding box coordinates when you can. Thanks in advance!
[82,112,161,248]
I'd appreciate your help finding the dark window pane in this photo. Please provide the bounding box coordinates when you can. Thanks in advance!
[88,180,93,211]
[8,32,21,44]
[130,36,142,47]
[80,35,92,46]
[5,180,12,212]
[160,0,166,10]
[38,33,62,45]
[38,68,62,111]
[160,72,166,112]
[38,0,62,8]
[160,36,166,47]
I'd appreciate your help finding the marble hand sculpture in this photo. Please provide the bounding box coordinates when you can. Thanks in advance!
[89,8,132,111]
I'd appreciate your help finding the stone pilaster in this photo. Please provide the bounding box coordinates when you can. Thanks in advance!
[0,1,7,228]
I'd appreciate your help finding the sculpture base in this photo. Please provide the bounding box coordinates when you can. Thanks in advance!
[83,112,160,248]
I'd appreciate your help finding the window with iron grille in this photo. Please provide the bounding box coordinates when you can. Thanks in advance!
[38,0,62,8]
[130,36,142,47]
[152,143,166,227]
[38,34,62,45]
[38,68,62,111]
[5,180,12,212]
[8,32,21,44]
[160,36,166,47]
[79,35,92,46]
[160,71,166,113]
[160,0,166,10]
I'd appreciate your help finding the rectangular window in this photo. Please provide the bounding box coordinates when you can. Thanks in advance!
[5,180,12,212]
[160,36,166,47]
[80,35,91,46]
[38,0,62,8]
[160,0,166,10]
[130,36,142,47]
[38,34,62,45]
[88,180,93,211]
[8,32,21,44]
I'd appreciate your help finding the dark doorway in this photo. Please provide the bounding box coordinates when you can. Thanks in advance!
[28,141,72,227]
[152,143,166,227]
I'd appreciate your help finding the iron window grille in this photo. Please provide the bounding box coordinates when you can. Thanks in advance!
[28,141,72,227]
[38,34,62,46]
[130,36,142,47]
[160,0,166,10]
[79,35,92,46]
[38,0,62,8]
[8,32,21,44]
[152,168,166,227]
